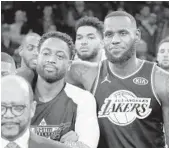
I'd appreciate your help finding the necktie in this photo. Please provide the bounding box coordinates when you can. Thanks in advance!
[5,142,20,148]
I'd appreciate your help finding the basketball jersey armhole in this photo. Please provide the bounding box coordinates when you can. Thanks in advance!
[91,61,102,96]
[151,63,162,106]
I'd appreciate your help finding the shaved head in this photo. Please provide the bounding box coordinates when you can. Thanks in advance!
[1,75,34,103]
[1,75,36,141]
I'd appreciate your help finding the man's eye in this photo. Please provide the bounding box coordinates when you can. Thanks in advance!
[88,36,95,39]
[160,49,165,53]
[27,45,34,51]
[120,32,127,36]
[1,71,10,76]
[76,36,82,40]
[13,106,25,112]
[57,55,64,60]
[105,32,113,37]
[43,52,49,56]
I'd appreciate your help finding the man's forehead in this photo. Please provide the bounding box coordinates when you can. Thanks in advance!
[25,36,40,45]
[1,78,30,104]
[159,42,169,49]
[42,38,68,48]
[104,16,134,30]
[77,26,98,35]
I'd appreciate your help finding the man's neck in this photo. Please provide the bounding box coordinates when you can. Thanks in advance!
[88,50,103,63]
[36,76,65,102]
[108,55,143,77]
[21,59,28,69]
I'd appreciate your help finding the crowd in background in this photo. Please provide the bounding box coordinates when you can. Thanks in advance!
[1,1,169,68]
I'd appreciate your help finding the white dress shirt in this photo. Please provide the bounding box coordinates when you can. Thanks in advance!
[1,128,30,148]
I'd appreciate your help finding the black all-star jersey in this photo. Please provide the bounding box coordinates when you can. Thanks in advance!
[92,60,166,148]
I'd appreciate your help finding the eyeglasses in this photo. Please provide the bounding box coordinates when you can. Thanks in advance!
[1,71,10,77]
[1,105,26,116]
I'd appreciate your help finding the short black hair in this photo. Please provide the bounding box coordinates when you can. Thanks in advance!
[38,31,75,60]
[105,11,137,28]
[75,16,104,38]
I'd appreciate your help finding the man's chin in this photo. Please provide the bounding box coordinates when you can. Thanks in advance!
[2,127,19,139]
[29,64,37,70]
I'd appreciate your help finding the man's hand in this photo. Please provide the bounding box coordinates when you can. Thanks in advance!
[60,131,79,143]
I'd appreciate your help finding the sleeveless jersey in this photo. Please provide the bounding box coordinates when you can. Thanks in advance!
[31,83,77,141]
[92,60,165,148]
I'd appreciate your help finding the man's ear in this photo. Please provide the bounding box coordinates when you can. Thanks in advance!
[67,60,72,71]
[30,101,37,118]
[135,29,141,42]
[19,45,23,56]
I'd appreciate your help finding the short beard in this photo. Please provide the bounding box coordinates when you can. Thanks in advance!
[105,40,137,64]
[36,66,66,83]
[77,49,98,62]
[160,63,169,70]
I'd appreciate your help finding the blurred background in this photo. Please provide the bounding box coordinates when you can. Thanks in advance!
[1,1,169,67]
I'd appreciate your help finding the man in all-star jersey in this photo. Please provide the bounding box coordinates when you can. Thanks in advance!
[16,11,169,148]
[74,16,106,63]
[157,38,169,72]
[17,31,99,148]
[67,11,169,148]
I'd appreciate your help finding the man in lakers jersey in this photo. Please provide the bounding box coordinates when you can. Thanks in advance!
[66,11,169,148]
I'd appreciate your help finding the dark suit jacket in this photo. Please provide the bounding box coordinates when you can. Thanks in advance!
[28,132,69,148]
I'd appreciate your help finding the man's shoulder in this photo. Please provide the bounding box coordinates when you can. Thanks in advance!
[16,67,35,84]
[30,132,69,148]
[64,83,96,105]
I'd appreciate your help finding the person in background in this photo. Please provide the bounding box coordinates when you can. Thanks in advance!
[10,10,31,68]
[17,33,41,71]
[139,13,157,60]
[157,38,169,72]
[1,75,71,148]
[136,39,148,60]
[75,16,106,63]
[67,1,94,40]
[1,24,14,56]
[155,4,169,52]
[1,52,16,77]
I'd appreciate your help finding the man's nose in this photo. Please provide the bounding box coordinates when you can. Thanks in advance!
[46,55,57,64]
[33,48,38,56]
[81,38,88,46]
[111,34,121,45]
[3,108,15,118]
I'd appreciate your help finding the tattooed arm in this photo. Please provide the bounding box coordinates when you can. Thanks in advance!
[66,61,99,91]
[154,66,169,147]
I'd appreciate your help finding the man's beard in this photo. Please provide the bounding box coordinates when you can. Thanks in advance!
[77,48,98,61]
[160,62,169,70]
[105,40,137,64]
[36,65,66,83]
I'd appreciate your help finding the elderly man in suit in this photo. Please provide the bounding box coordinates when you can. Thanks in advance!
[1,75,70,148]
